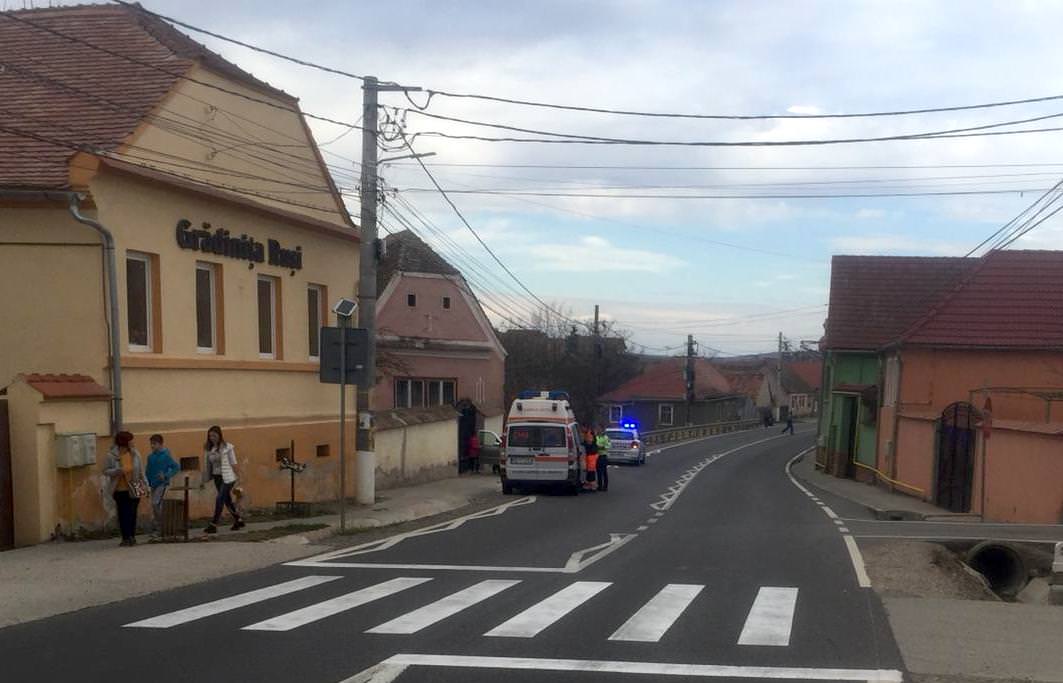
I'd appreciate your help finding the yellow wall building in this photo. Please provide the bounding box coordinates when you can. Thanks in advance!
[0,5,362,545]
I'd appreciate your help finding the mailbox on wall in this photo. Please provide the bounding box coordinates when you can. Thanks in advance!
[55,433,97,469]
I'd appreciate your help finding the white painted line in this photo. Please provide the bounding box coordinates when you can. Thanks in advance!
[286,561,569,572]
[842,535,872,588]
[243,577,431,631]
[372,653,903,681]
[737,587,798,647]
[124,575,342,629]
[821,506,839,520]
[339,661,409,683]
[637,525,649,531]
[293,496,537,565]
[608,584,703,642]
[647,518,659,524]
[838,527,850,533]
[366,579,520,634]
[485,581,610,638]
[833,519,845,525]
[654,511,665,517]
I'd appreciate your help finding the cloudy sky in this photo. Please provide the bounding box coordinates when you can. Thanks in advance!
[71,1,1063,353]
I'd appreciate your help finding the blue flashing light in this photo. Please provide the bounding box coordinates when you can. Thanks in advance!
[548,390,570,401]
[621,421,638,430]
[517,389,542,399]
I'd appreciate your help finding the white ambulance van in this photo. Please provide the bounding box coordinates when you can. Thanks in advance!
[500,390,584,495]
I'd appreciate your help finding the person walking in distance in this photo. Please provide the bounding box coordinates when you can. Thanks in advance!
[595,426,611,492]
[145,434,179,540]
[467,432,481,473]
[103,431,147,547]
[781,414,795,435]
[203,425,245,534]
[581,425,599,491]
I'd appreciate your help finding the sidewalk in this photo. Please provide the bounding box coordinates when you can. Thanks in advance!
[0,474,501,628]
[791,451,950,520]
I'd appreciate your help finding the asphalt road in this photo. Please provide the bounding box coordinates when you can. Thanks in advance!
[0,426,906,682]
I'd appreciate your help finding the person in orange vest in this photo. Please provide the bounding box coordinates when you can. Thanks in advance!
[582,425,599,491]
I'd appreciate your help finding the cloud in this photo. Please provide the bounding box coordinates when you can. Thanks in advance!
[528,236,686,273]
[828,234,963,255]
[855,208,887,219]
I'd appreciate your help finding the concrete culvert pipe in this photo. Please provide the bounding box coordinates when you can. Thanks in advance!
[966,542,1028,597]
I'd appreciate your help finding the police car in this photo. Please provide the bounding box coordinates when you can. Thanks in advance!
[605,420,646,465]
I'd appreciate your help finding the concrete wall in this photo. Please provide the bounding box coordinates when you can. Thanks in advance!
[983,428,1063,523]
[374,416,458,490]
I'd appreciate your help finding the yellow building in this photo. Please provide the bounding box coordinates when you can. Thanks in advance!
[0,5,361,546]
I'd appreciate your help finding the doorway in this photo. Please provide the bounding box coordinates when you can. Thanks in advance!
[455,399,480,474]
[936,402,976,513]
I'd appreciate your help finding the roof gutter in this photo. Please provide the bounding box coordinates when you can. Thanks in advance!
[0,189,122,433]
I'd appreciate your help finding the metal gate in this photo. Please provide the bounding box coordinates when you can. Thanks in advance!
[0,399,13,550]
[936,402,976,513]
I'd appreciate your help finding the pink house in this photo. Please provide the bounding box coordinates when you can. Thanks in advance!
[373,231,507,469]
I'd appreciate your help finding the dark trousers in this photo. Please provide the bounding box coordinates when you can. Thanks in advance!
[212,476,240,523]
[596,454,609,491]
[113,490,140,540]
[781,421,794,434]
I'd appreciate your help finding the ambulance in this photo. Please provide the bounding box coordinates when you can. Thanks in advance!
[499,390,585,495]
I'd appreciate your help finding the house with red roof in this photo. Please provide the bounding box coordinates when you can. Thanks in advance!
[599,357,751,431]
[822,250,1063,523]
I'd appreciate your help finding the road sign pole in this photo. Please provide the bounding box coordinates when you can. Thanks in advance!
[339,319,347,531]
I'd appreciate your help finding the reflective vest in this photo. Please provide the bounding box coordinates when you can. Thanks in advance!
[596,434,611,451]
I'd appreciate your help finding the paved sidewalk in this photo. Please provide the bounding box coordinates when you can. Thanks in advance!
[884,597,1063,682]
[0,474,500,628]
[791,450,947,520]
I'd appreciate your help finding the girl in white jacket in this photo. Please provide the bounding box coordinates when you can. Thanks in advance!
[203,425,245,533]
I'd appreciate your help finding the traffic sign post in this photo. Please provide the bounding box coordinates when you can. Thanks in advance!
[323,298,364,532]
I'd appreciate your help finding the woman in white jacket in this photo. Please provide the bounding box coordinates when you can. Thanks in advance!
[203,425,245,534]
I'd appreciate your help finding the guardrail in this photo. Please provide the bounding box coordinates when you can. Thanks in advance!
[641,419,762,447]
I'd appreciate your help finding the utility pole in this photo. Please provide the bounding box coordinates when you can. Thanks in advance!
[354,76,420,508]
[685,334,695,425]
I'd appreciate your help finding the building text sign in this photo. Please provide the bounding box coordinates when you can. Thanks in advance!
[175,219,303,269]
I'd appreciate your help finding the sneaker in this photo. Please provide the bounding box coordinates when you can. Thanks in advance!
[204,524,218,534]
[231,519,246,531]
[119,538,131,547]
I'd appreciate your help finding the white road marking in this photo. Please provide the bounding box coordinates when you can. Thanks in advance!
[339,662,409,683]
[833,519,845,525]
[485,581,611,637]
[609,584,703,642]
[647,518,659,524]
[654,511,665,517]
[637,525,649,531]
[243,577,430,631]
[366,580,520,634]
[366,653,903,681]
[737,587,798,647]
[842,535,872,587]
[821,506,839,520]
[123,575,342,629]
[838,526,850,533]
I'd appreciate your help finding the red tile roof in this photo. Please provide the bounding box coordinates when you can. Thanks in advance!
[0,4,293,189]
[20,373,111,399]
[900,250,1063,348]
[717,367,765,400]
[600,357,732,402]
[823,255,977,350]
[787,360,822,392]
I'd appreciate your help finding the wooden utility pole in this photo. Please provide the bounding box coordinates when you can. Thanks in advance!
[686,334,695,425]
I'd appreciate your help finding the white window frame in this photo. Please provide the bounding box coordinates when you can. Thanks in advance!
[658,403,674,426]
[307,284,324,361]
[395,378,457,408]
[609,405,623,423]
[195,262,216,354]
[257,275,276,359]
[126,251,152,352]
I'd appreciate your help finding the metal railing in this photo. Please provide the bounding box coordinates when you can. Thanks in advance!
[642,419,762,447]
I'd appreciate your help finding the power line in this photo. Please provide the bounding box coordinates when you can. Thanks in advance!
[396,186,1051,200]
[965,178,1063,256]
[399,107,1063,147]
[108,2,1063,125]
[392,161,1063,171]
[398,132,585,329]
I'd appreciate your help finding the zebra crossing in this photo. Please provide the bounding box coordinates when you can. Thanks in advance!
[124,575,801,647]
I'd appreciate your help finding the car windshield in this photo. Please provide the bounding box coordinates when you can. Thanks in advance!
[507,425,566,448]
[606,429,635,440]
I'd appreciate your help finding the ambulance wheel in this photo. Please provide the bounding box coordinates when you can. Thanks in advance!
[564,482,580,496]
[501,479,514,495]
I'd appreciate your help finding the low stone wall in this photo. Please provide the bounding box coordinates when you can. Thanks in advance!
[374,405,458,490]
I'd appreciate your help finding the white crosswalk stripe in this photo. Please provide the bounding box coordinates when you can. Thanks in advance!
[608,583,703,642]
[242,577,432,632]
[485,581,611,638]
[366,579,522,634]
[123,575,342,629]
[737,586,798,647]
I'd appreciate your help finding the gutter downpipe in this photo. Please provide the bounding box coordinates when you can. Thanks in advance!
[67,194,122,434]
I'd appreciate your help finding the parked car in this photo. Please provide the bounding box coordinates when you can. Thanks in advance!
[479,429,501,472]
[605,425,645,465]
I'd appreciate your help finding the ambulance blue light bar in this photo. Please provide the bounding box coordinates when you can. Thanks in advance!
[621,421,638,430]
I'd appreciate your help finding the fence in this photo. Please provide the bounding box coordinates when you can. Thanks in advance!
[642,418,762,447]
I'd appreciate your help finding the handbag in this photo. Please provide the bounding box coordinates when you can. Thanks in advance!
[128,476,149,499]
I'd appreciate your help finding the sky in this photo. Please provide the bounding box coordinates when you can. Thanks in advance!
[45,0,1063,355]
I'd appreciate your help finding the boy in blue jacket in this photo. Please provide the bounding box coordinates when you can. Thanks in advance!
[146,434,180,539]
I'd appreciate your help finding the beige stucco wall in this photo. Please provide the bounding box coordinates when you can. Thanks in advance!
[126,64,347,226]
[375,417,458,489]
[0,207,110,390]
